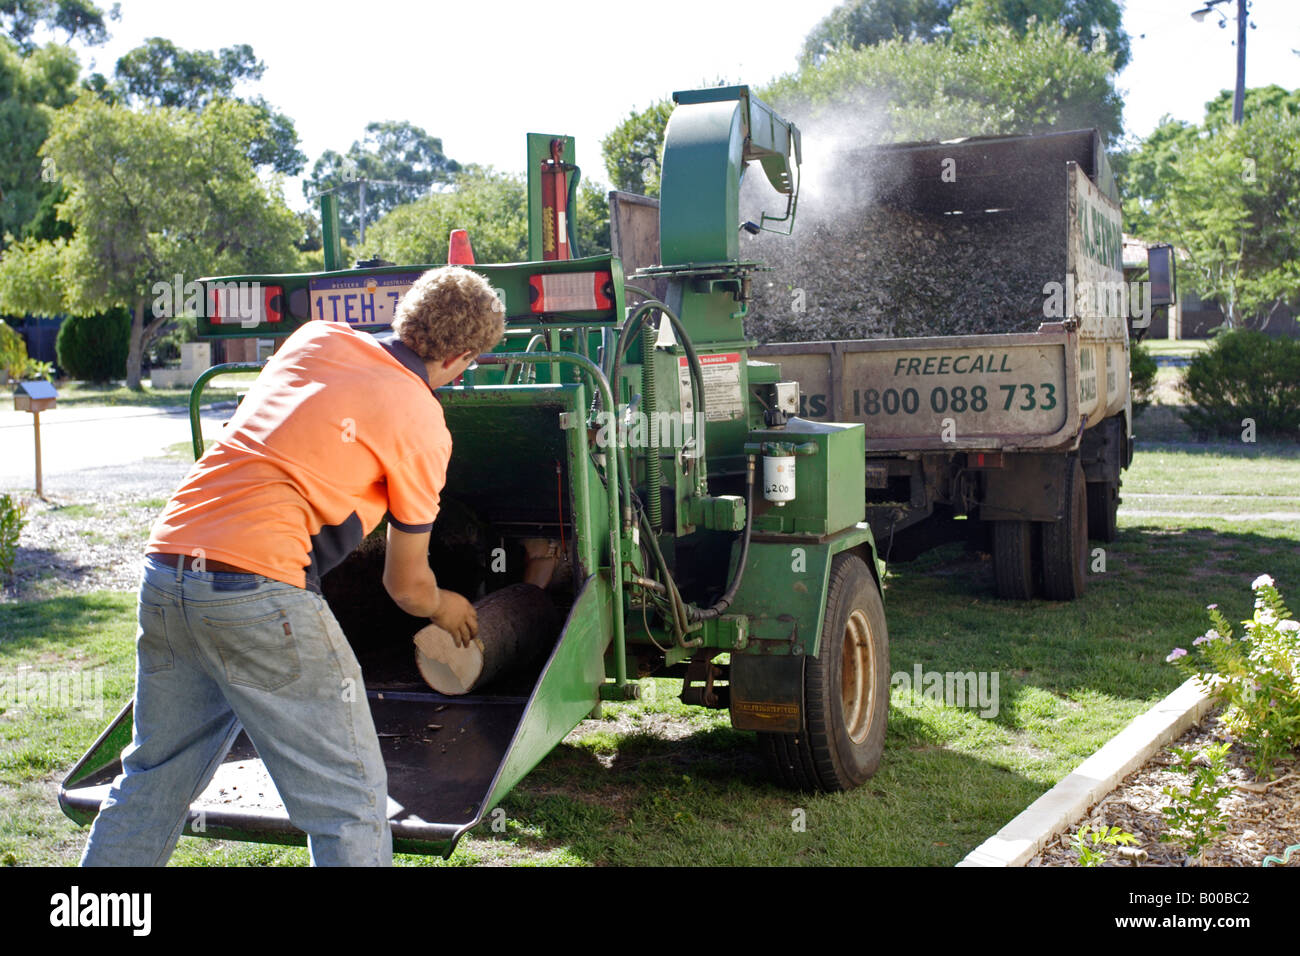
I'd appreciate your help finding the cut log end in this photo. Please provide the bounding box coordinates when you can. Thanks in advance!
[413,583,559,695]
[413,624,483,695]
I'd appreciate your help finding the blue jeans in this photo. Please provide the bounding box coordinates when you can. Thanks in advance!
[80,556,392,866]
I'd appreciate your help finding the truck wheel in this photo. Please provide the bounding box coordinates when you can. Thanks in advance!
[1041,459,1088,600]
[992,520,1037,600]
[758,553,889,793]
[1086,479,1119,542]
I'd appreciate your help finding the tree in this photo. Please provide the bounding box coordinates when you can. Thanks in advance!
[355,165,609,266]
[801,0,956,65]
[1,0,115,52]
[0,36,79,245]
[355,166,528,266]
[765,20,1122,144]
[601,98,674,197]
[111,38,305,174]
[114,37,262,109]
[602,22,1121,201]
[304,121,461,244]
[0,95,302,388]
[1121,91,1300,329]
[949,0,1129,70]
[800,0,1128,70]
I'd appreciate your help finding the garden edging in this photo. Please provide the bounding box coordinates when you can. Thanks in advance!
[957,677,1214,867]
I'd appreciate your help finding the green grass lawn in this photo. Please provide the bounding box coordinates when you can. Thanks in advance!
[2,441,1297,866]
[51,375,260,410]
[1140,338,1212,358]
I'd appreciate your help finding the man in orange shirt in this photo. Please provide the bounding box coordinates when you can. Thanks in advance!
[81,266,504,866]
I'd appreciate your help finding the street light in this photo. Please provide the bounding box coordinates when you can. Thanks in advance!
[1190,0,1252,124]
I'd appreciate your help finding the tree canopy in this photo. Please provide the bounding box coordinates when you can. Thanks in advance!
[355,166,608,267]
[1120,86,1300,329]
[603,19,1123,198]
[802,0,1128,69]
[108,37,304,175]
[0,36,79,245]
[304,120,461,244]
[0,94,302,386]
[0,0,115,51]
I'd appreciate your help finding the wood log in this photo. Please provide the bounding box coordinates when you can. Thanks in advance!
[413,583,559,694]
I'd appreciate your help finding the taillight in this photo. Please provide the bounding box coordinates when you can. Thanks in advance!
[207,283,283,326]
[527,271,614,313]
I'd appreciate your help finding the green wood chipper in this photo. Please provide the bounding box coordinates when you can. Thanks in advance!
[60,86,890,858]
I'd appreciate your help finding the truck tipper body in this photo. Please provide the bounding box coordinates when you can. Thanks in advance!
[748,129,1162,600]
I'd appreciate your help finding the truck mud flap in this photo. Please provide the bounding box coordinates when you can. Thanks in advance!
[59,575,613,859]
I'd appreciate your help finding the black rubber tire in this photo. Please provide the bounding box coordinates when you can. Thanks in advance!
[758,553,889,793]
[991,520,1036,600]
[1086,479,1120,542]
[1041,458,1088,600]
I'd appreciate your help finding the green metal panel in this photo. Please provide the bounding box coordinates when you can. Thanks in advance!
[659,101,744,265]
[480,573,612,817]
[195,254,626,343]
[726,523,874,656]
[321,192,343,271]
[746,418,866,536]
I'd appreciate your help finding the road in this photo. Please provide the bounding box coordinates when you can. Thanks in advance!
[0,403,233,497]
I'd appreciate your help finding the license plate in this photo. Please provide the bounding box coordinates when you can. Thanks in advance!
[309,273,422,327]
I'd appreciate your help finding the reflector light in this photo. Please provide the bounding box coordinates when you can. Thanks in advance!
[527,272,613,313]
[207,283,283,326]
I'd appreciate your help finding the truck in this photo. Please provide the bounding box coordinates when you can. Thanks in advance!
[745,130,1175,600]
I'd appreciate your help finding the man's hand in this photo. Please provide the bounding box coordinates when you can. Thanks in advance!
[431,591,477,647]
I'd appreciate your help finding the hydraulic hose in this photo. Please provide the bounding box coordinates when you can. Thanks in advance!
[688,453,756,622]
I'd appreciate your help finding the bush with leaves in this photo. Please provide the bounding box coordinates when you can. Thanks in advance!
[1179,330,1300,439]
[1129,341,1157,416]
[1158,742,1235,865]
[1168,575,1300,779]
[55,308,131,382]
[0,492,25,579]
[0,320,28,382]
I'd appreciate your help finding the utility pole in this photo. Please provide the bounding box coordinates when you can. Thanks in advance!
[1191,0,1251,124]
[1233,0,1246,124]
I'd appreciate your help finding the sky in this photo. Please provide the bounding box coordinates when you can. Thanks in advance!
[48,0,1300,211]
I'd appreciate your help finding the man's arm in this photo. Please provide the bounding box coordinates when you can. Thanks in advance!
[382,524,478,645]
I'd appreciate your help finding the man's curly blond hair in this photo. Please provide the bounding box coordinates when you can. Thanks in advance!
[392,266,504,362]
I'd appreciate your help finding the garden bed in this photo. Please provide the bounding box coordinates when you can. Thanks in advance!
[1031,706,1300,867]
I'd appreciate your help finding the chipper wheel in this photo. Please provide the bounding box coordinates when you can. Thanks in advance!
[759,553,889,793]
[1040,457,1089,601]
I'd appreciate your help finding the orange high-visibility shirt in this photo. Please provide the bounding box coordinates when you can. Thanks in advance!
[148,321,449,590]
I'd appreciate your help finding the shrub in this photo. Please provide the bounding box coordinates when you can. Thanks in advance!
[1129,342,1157,415]
[0,493,25,578]
[0,320,28,382]
[1168,575,1300,778]
[55,308,131,382]
[1180,330,1300,439]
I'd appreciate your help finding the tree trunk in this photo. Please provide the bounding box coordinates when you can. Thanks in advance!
[126,298,175,390]
[413,583,559,694]
[126,301,145,390]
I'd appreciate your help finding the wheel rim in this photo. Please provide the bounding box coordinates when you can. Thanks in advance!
[840,609,877,745]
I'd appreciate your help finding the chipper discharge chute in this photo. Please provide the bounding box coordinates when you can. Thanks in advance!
[61,87,891,858]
